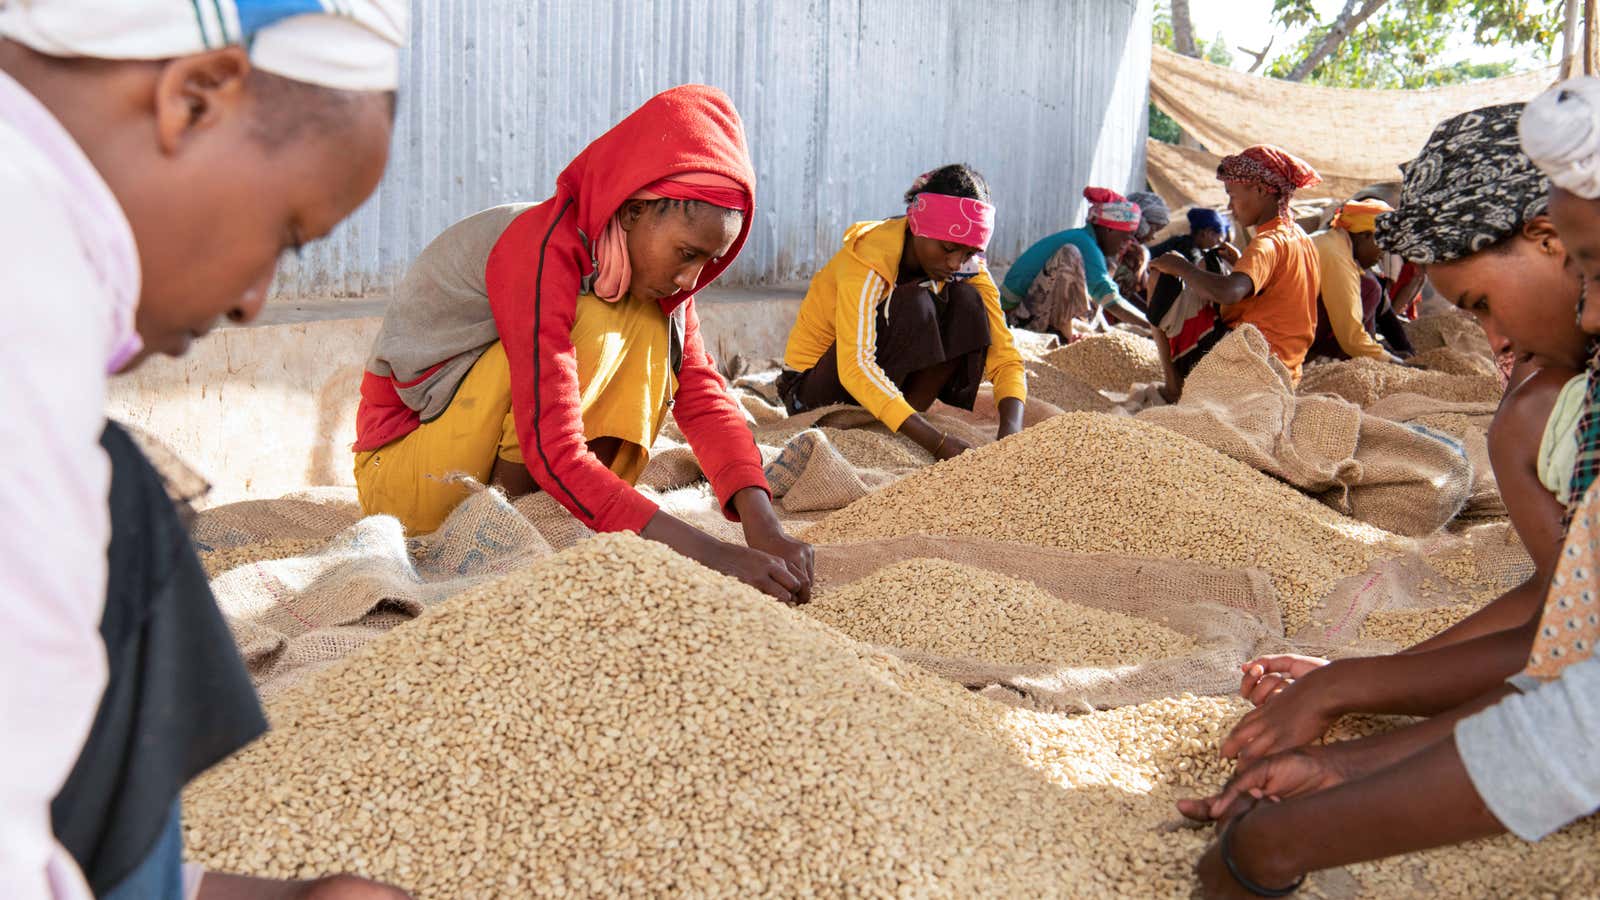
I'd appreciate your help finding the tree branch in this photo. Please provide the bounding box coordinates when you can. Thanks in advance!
[1238,36,1277,73]
[1283,0,1389,82]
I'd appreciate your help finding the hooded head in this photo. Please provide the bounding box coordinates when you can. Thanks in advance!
[555,84,756,306]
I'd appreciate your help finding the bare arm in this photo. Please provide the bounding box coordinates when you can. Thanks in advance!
[1220,619,1537,763]
[1152,328,1182,403]
[1194,735,1504,898]
[1148,252,1253,306]
[1409,370,1576,652]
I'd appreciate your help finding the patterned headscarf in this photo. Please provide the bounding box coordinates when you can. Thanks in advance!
[1084,186,1141,232]
[0,0,409,91]
[1521,77,1600,201]
[1331,198,1393,234]
[1128,191,1171,241]
[1375,104,1549,265]
[1216,145,1321,219]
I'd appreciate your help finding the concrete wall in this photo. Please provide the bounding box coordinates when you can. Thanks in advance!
[273,0,1152,299]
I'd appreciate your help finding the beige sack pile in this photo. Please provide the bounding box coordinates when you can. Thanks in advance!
[1139,327,1473,536]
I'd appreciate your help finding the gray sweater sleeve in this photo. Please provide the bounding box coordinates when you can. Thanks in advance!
[1455,655,1600,841]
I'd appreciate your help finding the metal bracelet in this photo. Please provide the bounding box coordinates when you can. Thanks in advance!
[1220,807,1306,898]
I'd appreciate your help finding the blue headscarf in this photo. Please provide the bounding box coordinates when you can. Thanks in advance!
[0,0,408,91]
[1187,207,1226,235]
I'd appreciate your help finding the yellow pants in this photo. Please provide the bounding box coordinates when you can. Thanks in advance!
[355,292,675,534]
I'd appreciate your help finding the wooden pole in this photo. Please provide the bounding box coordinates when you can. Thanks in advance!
[1587,0,1599,77]
[1563,0,1581,78]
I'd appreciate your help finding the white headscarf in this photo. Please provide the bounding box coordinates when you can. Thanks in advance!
[1522,76,1600,200]
[0,0,408,92]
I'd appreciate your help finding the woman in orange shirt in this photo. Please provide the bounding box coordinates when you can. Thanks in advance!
[1150,145,1323,380]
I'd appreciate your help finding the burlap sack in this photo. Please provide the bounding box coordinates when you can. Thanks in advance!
[209,486,556,698]
[1322,418,1473,537]
[1133,329,1472,535]
[811,536,1286,712]
[1139,327,1363,493]
[193,494,364,549]
[1302,521,1533,654]
[1365,394,1504,520]
[765,429,898,513]
[637,443,706,491]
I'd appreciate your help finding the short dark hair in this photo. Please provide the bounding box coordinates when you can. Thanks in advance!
[247,69,396,150]
[905,163,991,205]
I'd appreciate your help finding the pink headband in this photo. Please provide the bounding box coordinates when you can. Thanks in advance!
[906,192,995,251]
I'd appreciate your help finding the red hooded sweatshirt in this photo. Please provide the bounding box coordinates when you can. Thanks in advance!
[354,85,767,534]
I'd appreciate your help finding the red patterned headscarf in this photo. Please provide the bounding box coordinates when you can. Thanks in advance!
[1216,145,1322,219]
[1083,186,1141,232]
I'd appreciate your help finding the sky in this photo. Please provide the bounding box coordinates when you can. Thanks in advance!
[1185,0,1555,74]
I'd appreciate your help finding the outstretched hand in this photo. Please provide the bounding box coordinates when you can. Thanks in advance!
[1178,746,1348,824]
[1221,672,1341,764]
[1238,654,1328,706]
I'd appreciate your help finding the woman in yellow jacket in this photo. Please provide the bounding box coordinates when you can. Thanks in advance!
[777,164,1027,459]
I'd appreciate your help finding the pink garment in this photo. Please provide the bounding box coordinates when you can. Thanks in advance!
[0,69,142,900]
[590,171,749,302]
[905,191,996,251]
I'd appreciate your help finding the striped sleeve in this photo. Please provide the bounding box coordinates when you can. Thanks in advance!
[974,268,1027,403]
[833,263,916,431]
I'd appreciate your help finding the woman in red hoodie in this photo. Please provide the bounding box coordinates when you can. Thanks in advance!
[353,85,812,602]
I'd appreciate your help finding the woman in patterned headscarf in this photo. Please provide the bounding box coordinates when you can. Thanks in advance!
[1150,144,1323,380]
[1002,186,1152,338]
[1110,190,1173,313]
[1169,104,1600,898]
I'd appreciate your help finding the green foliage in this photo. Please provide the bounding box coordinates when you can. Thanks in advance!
[1150,6,1232,142]
[1267,0,1560,88]
[1149,103,1184,144]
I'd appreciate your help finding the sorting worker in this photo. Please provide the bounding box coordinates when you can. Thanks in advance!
[0,1,414,897]
[352,85,814,604]
[1003,186,1152,338]
[1306,198,1412,365]
[1147,206,1238,400]
[1149,145,1323,382]
[777,164,1027,459]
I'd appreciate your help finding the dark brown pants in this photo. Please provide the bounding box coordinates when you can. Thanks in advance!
[779,281,992,414]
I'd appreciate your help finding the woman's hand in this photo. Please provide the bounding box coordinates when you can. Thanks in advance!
[734,487,814,602]
[1239,654,1329,706]
[935,432,974,460]
[744,529,814,604]
[1221,669,1343,764]
[707,542,806,602]
[1148,251,1193,277]
[1179,745,1352,823]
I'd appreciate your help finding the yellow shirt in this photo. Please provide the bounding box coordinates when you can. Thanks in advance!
[1312,228,1388,361]
[782,217,1027,431]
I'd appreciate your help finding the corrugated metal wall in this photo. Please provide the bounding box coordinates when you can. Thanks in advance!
[274,0,1152,298]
